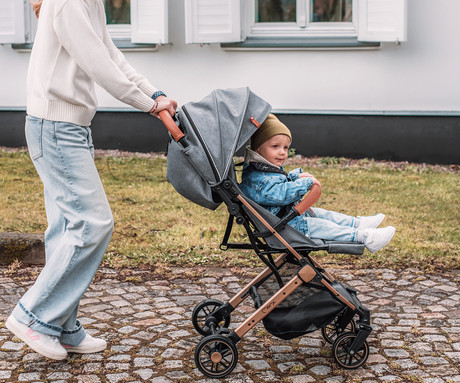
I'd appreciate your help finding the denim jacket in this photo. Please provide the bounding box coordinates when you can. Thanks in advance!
[239,158,314,234]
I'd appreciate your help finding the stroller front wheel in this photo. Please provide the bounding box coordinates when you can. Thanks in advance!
[192,299,231,336]
[332,332,369,369]
[322,314,356,344]
[195,335,238,378]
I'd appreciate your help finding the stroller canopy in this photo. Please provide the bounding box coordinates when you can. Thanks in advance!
[167,87,272,209]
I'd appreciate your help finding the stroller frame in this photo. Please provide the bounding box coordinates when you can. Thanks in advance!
[158,89,372,378]
[191,178,372,378]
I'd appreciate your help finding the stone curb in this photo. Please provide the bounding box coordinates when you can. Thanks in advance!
[0,233,45,265]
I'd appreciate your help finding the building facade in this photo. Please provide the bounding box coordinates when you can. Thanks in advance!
[0,0,459,164]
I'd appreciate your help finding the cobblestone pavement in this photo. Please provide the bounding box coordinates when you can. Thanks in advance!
[0,265,459,383]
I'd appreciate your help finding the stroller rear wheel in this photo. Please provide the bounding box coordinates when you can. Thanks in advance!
[195,335,238,378]
[192,299,231,336]
[332,332,369,369]
[322,314,356,344]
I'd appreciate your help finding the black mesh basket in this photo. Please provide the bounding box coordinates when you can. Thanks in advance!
[251,263,345,340]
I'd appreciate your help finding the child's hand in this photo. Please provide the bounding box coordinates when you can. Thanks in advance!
[299,172,321,187]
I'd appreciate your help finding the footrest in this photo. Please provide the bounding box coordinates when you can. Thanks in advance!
[325,241,365,255]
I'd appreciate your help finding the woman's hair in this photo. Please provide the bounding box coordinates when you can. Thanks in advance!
[31,0,43,18]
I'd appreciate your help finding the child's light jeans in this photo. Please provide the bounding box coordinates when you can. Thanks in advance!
[303,207,357,242]
[11,116,114,346]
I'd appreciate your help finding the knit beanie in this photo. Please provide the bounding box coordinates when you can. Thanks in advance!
[251,114,292,150]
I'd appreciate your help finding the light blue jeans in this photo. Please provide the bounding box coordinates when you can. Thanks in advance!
[12,116,114,346]
[302,207,357,242]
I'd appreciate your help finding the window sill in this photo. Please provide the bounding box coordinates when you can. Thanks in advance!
[11,43,34,52]
[221,37,380,50]
[112,39,159,52]
[12,40,159,52]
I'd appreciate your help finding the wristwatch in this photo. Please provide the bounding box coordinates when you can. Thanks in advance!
[152,91,166,100]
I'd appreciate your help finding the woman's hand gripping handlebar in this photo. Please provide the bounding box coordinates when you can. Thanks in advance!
[159,110,183,141]
[158,110,188,147]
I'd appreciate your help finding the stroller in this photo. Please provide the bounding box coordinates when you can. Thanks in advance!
[160,88,372,379]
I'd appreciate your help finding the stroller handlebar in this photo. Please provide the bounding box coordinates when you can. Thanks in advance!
[159,110,185,142]
[293,182,322,216]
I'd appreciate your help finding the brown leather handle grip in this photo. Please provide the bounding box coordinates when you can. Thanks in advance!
[293,182,322,216]
[159,110,184,142]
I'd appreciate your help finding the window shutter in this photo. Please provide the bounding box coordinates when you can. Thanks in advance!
[131,0,168,44]
[358,0,407,42]
[185,0,244,44]
[0,0,25,44]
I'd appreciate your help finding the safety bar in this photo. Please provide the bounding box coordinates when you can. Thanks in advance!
[254,182,322,238]
[271,182,322,231]
[293,182,322,216]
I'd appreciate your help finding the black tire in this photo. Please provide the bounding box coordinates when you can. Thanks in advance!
[333,332,369,369]
[194,335,238,378]
[192,299,231,336]
[322,315,356,344]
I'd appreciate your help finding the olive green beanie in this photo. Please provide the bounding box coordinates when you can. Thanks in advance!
[251,114,292,150]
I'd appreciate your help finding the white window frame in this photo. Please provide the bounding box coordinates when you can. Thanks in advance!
[106,0,169,44]
[358,0,407,42]
[0,0,25,44]
[247,0,358,39]
[106,24,132,40]
[2,0,168,47]
[185,0,243,44]
[185,0,407,45]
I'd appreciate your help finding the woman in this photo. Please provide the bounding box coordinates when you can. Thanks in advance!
[5,0,177,360]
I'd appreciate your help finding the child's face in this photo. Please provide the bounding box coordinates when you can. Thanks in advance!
[256,134,291,167]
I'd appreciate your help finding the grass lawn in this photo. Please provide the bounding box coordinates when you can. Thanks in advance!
[1,148,459,271]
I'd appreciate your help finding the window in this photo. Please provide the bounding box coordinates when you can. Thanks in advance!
[311,0,353,22]
[104,0,131,40]
[185,0,407,46]
[2,0,169,47]
[105,0,131,25]
[248,0,357,39]
[255,0,354,23]
[256,0,297,22]
[104,0,170,45]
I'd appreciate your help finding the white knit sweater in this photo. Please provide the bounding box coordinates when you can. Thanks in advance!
[27,0,157,127]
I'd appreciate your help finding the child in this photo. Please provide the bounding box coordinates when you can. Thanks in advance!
[239,114,395,253]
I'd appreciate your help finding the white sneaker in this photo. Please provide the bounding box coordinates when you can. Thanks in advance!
[357,226,396,253]
[356,213,385,229]
[62,334,107,354]
[5,315,67,360]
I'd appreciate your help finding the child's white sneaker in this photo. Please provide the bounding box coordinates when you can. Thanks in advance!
[357,226,395,253]
[62,334,107,354]
[356,213,385,229]
[5,315,67,360]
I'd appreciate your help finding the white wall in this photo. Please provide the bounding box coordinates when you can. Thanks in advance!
[1,0,459,114]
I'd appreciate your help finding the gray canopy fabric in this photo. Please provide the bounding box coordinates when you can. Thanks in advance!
[166,87,272,210]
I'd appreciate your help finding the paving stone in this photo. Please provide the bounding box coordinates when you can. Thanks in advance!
[18,372,41,381]
[419,356,449,365]
[383,349,410,358]
[309,365,332,375]
[245,359,271,370]
[289,375,316,382]
[134,368,154,379]
[1,341,24,350]
[133,357,155,367]
[106,372,130,382]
